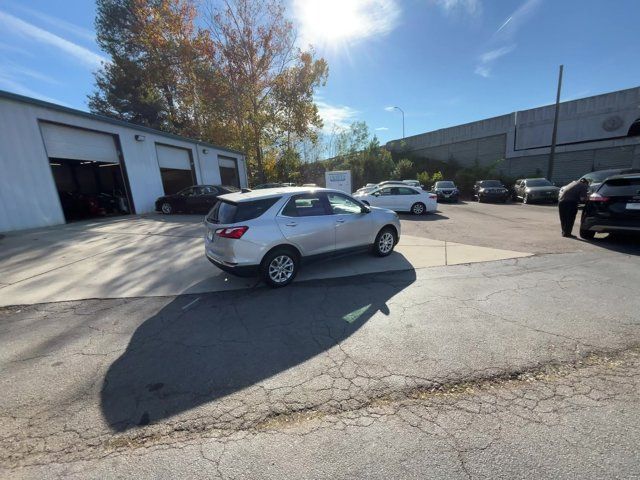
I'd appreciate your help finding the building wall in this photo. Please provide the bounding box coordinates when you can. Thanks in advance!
[0,97,246,232]
[387,87,640,184]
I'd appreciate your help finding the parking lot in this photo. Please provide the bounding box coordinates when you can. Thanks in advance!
[1,201,640,478]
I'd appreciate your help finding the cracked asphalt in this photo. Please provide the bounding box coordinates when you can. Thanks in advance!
[0,204,640,479]
[2,238,640,478]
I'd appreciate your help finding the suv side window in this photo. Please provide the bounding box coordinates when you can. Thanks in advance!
[281,193,329,217]
[327,192,363,215]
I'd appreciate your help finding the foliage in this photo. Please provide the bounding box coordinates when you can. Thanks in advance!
[392,159,414,180]
[89,0,328,183]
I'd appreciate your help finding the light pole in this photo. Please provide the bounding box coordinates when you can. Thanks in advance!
[387,106,405,138]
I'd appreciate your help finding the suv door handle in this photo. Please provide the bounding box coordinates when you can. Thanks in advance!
[336,218,345,223]
[285,222,297,227]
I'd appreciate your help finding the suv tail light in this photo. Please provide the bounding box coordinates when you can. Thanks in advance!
[589,192,610,202]
[216,226,249,239]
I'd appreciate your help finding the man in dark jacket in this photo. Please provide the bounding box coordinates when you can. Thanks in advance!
[558,178,589,237]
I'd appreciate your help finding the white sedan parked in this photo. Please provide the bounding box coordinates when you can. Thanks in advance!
[354,185,437,215]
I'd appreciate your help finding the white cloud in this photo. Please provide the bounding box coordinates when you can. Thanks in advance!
[315,99,358,133]
[294,0,401,48]
[474,0,541,77]
[8,3,95,42]
[436,0,482,16]
[0,75,66,105]
[479,44,516,63]
[474,65,490,78]
[0,10,105,69]
[3,62,60,85]
[375,127,389,131]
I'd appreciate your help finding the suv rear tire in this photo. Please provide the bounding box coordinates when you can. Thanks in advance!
[372,227,397,257]
[261,248,299,288]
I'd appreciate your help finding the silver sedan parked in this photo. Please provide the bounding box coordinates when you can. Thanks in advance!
[204,187,401,287]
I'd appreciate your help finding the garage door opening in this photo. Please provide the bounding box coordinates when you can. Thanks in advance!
[156,144,195,194]
[49,159,131,221]
[41,122,132,222]
[219,156,240,188]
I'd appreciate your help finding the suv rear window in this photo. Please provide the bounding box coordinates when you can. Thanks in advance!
[599,178,640,196]
[207,197,280,223]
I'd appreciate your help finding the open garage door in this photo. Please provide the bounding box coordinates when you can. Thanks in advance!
[41,122,131,222]
[219,156,240,188]
[156,144,195,194]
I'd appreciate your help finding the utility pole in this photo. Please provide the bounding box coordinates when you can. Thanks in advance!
[547,65,564,180]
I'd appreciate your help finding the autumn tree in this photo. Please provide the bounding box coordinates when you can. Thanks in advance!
[206,0,328,183]
[89,0,228,141]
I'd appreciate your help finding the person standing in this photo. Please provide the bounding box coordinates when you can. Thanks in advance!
[558,177,589,237]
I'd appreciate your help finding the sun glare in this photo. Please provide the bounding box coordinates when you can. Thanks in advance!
[294,0,400,49]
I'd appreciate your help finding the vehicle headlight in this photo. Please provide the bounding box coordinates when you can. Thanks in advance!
[479,188,486,193]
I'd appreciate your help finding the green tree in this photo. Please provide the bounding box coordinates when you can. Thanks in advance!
[392,159,414,180]
[416,171,430,186]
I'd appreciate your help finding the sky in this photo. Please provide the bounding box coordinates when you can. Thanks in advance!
[1,0,639,149]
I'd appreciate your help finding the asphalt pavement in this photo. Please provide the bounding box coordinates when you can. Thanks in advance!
[2,243,640,478]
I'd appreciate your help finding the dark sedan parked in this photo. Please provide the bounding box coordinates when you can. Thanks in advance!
[579,174,640,239]
[155,185,239,214]
[473,180,510,203]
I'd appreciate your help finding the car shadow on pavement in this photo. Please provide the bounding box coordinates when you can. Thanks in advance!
[399,212,449,222]
[579,233,640,256]
[100,265,417,432]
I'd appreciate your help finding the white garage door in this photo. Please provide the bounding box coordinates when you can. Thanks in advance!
[156,144,192,170]
[40,122,119,163]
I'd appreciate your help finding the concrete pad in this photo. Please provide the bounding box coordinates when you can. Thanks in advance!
[0,216,531,306]
[445,241,531,265]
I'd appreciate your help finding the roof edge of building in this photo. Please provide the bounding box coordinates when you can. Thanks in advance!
[0,89,245,157]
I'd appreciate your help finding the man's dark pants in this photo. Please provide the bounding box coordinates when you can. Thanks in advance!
[558,201,579,236]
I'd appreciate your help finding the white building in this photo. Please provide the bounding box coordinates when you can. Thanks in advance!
[0,90,247,233]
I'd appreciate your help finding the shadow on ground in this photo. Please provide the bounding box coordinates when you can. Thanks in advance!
[101,266,416,432]
[399,212,449,222]
[580,233,640,256]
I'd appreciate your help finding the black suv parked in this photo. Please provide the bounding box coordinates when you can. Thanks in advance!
[579,174,640,239]
[473,180,510,203]
[432,181,459,202]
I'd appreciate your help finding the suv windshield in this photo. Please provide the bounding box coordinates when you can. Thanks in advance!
[479,180,502,187]
[435,181,455,188]
[207,197,280,223]
[526,179,553,187]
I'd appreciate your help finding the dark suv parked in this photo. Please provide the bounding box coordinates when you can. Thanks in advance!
[432,181,459,202]
[513,178,559,204]
[579,168,640,194]
[579,174,640,239]
[473,180,510,203]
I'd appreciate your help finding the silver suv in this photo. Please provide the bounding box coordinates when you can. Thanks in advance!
[204,187,401,287]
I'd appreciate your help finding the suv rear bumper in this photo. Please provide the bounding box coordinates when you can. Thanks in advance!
[206,253,259,277]
[581,216,640,234]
